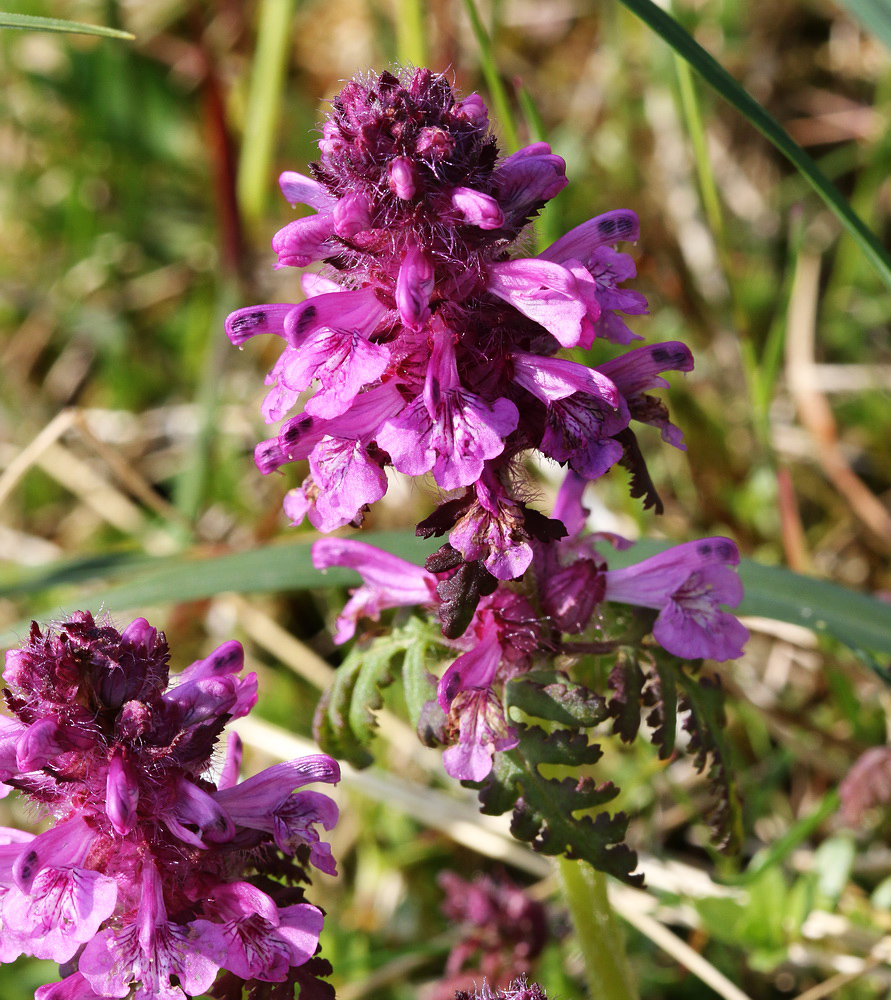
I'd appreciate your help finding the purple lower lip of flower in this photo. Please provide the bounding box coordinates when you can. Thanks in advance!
[604,538,748,661]
[377,329,519,492]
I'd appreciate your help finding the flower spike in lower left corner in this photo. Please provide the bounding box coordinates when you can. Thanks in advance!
[0,610,340,1000]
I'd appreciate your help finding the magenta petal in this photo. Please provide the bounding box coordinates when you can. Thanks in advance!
[4,865,118,962]
[300,331,391,420]
[552,470,590,539]
[487,259,587,347]
[80,921,224,1000]
[448,186,504,229]
[604,538,747,662]
[396,245,435,330]
[538,209,641,266]
[218,732,243,791]
[278,170,336,210]
[178,640,244,683]
[495,142,568,214]
[654,598,749,662]
[276,903,325,966]
[312,538,436,643]
[442,687,519,783]
[164,778,235,847]
[332,190,374,237]
[225,304,293,346]
[0,716,27,779]
[272,213,336,268]
[454,92,488,128]
[309,437,389,523]
[80,862,225,1000]
[438,632,502,712]
[105,755,138,836]
[14,817,95,893]
[214,756,341,817]
[283,286,388,349]
[512,352,619,407]
[388,156,417,199]
[35,974,102,1000]
[15,717,69,772]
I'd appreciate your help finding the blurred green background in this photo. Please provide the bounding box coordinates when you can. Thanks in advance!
[0,0,890,997]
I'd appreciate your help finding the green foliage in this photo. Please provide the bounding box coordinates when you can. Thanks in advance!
[470,673,642,886]
[617,0,891,292]
[0,12,134,38]
[313,618,440,768]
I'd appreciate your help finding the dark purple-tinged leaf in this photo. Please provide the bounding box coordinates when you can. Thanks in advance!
[614,427,663,514]
[676,668,743,853]
[607,650,645,743]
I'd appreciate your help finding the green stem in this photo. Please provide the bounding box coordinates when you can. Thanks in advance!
[556,858,638,1000]
[236,0,297,228]
[395,0,427,67]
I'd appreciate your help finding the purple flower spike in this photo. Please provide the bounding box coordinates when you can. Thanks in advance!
[604,538,749,661]
[0,612,340,997]
[229,67,654,599]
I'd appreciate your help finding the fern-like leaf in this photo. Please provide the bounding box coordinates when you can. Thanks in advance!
[313,618,439,768]
[675,668,743,853]
[607,649,645,743]
[643,658,678,759]
[475,723,642,885]
[468,675,643,885]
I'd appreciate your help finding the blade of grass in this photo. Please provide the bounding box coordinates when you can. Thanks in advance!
[395,0,427,68]
[460,0,520,151]
[236,0,297,228]
[617,0,891,293]
[4,536,891,658]
[0,12,134,39]
[720,789,841,886]
[515,78,562,252]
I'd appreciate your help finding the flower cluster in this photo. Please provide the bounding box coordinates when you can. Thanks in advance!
[431,869,548,1000]
[0,612,339,1000]
[314,468,748,783]
[228,67,693,615]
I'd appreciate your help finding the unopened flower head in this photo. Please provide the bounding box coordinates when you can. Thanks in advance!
[0,612,340,1000]
[228,68,688,606]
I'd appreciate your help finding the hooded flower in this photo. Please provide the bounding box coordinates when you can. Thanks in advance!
[0,612,340,998]
[603,538,749,661]
[229,68,660,618]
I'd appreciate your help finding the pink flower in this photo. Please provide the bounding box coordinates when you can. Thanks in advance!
[0,612,340,997]
[228,68,654,597]
[604,539,749,661]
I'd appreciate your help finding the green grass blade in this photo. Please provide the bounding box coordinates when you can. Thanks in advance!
[236,0,298,227]
[0,12,134,39]
[3,535,891,659]
[836,0,891,52]
[461,0,520,151]
[617,0,891,292]
[0,533,437,646]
